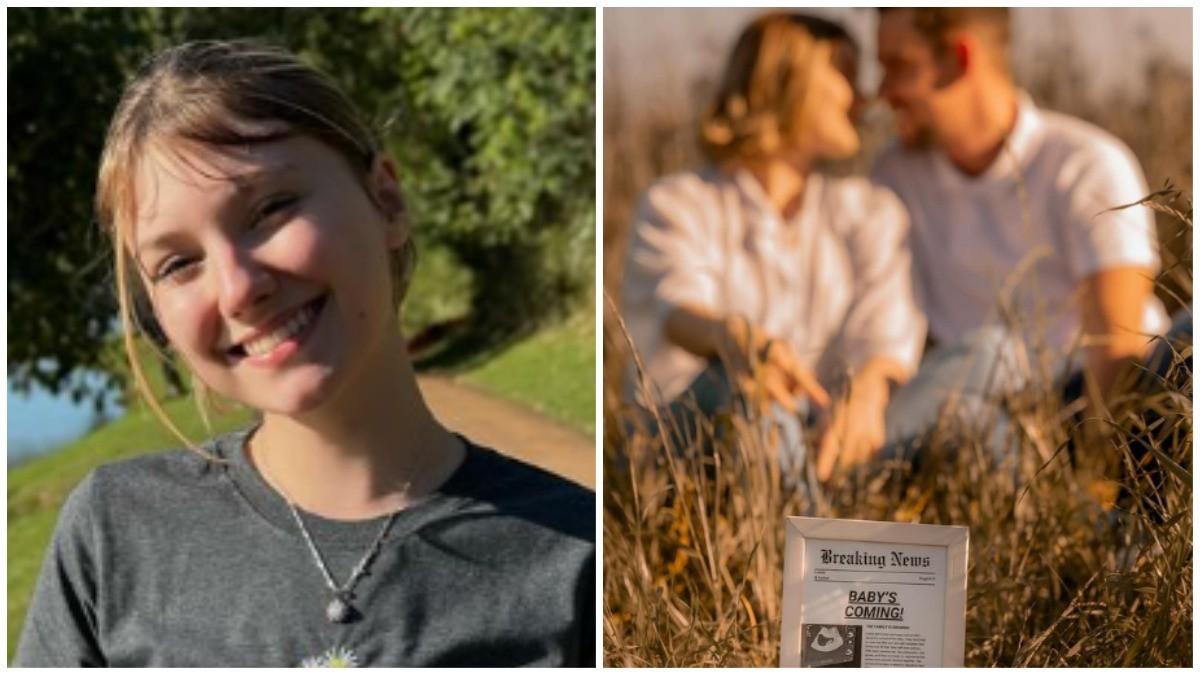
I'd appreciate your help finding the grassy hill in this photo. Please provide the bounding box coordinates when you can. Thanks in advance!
[459,311,595,434]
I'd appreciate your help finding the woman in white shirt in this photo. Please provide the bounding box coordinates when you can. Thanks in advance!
[620,13,925,481]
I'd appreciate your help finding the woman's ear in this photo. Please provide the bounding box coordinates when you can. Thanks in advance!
[366,153,408,249]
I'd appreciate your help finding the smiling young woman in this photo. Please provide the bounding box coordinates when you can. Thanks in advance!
[15,40,594,667]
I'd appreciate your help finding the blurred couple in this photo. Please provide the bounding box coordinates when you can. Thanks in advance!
[620,9,1185,483]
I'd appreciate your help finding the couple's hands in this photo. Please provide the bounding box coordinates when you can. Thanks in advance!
[814,367,891,482]
[665,307,900,482]
[720,314,829,415]
[722,316,892,481]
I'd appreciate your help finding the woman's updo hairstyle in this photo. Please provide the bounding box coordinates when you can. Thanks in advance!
[700,12,855,165]
[95,39,415,450]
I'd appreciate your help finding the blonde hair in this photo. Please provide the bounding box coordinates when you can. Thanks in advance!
[700,13,850,165]
[95,40,414,454]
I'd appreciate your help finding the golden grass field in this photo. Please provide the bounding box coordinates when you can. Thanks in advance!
[603,277,1191,665]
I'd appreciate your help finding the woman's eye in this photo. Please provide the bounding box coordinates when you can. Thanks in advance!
[253,194,299,228]
[155,257,199,284]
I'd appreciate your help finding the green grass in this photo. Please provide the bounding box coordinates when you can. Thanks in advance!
[400,239,595,434]
[459,310,596,435]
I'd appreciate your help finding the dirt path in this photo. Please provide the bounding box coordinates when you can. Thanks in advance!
[418,375,595,489]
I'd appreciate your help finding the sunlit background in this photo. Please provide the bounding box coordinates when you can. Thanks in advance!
[602,7,1193,404]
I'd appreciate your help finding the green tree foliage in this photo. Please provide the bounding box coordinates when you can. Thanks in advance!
[8,9,149,403]
[378,8,596,340]
[7,7,595,400]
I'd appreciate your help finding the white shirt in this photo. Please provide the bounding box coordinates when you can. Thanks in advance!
[872,92,1168,351]
[619,167,925,404]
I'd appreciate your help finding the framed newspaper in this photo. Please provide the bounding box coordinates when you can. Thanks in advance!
[780,517,969,667]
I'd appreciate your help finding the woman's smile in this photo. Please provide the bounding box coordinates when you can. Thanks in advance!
[227,294,329,368]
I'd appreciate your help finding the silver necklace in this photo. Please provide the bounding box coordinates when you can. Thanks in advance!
[259,441,435,625]
[254,432,456,625]
[283,499,398,624]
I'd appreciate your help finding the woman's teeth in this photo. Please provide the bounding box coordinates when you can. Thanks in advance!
[242,302,317,357]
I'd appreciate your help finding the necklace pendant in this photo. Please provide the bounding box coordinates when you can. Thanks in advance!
[326,594,353,624]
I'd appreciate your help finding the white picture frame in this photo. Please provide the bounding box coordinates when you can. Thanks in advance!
[780,516,969,667]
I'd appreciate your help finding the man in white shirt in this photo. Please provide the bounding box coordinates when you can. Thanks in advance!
[871,8,1169,415]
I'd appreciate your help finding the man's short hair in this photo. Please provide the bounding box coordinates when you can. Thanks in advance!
[879,8,1011,60]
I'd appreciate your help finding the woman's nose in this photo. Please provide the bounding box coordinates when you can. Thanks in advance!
[214,246,275,319]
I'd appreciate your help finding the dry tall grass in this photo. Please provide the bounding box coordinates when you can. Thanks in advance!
[603,46,1193,668]
[604,201,1192,665]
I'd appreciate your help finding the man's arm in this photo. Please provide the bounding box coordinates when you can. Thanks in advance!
[1078,265,1156,401]
[814,354,911,482]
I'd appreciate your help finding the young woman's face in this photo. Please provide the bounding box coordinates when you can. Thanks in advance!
[132,130,406,415]
[792,47,861,161]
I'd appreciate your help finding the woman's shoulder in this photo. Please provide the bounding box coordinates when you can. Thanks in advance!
[91,430,240,486]
[819,173,909,230]
[636,166,734,216]
[821,173,905,208]
[58,429,246,527]
[448,439,595,547]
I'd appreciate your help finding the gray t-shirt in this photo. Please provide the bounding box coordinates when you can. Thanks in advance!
[14,426,594,667]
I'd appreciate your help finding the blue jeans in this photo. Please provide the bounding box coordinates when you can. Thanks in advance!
[879,325,1043,468]
[656,364,814,473]
[652,325,1030,466]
